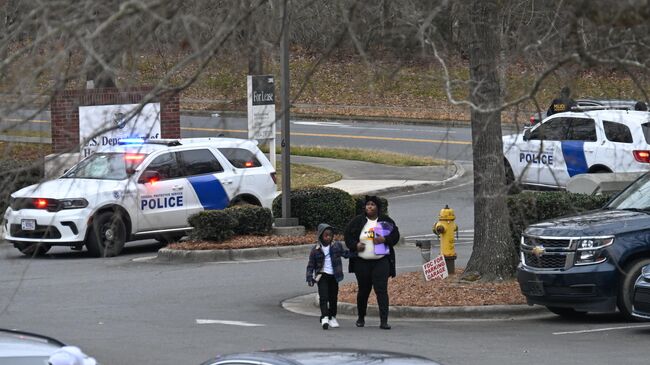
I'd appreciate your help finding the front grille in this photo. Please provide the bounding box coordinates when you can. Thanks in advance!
[523,236,571,248]
[523,253,568,269]
[9,224,61,239]
[634,287,650,314]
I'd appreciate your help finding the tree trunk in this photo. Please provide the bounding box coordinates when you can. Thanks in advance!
[462,0,517,281]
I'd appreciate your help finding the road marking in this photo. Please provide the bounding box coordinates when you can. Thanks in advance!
[3,118,49,124]
[392,180,473,199]
[553,324,650,335]
[181,127,471,145]
[196,319,265,327]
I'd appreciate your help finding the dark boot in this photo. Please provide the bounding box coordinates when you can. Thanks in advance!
[380,321,391,330]
[355,318,365,327]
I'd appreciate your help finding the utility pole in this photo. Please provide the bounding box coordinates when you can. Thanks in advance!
[273,0,302,235]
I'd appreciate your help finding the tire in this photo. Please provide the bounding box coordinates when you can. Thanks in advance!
[617,258,650,321]
[15,242,51,257]
[504,162,521,195]
[86,211,127,258]
[546,306,587,318]
[154,233,185,244]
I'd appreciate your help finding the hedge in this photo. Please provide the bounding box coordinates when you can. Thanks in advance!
[273,187,356,230]
[507,191,613,250]
[226,205,273,235]
[0,159,43,214]
[188,210,237,242]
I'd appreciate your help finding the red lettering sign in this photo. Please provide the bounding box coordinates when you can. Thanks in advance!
[422,255,449,281]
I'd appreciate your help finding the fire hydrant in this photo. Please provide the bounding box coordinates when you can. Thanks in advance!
[433,205,458,273]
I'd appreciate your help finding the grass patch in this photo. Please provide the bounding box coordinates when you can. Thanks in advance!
[0,142,51,160]
[261,145,443,166]
[276,163,342,190]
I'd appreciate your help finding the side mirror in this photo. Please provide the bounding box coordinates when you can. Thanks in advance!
[523,129,531,141]
[138,170,160,184]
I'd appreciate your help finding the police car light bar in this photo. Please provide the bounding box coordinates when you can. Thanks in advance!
[117,138,182,147]
[118,138,145,145]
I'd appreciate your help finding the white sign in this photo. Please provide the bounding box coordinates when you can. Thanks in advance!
[423,254,449,281]
[79,103,161,157]
[247,75,276,140]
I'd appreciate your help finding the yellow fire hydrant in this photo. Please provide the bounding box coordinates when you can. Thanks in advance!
[433,205,458,273]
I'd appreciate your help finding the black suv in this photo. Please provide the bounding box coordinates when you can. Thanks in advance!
[518,173,650,320]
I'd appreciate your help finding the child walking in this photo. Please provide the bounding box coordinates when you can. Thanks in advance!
[306,223,350,330]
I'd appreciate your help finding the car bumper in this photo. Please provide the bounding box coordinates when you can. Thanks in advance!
[3,207,91,245]
[632,278,650,319]
[517,261,619,312]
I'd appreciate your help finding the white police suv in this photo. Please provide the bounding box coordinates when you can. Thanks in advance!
[3,138,278,257]
[503,109,650,188]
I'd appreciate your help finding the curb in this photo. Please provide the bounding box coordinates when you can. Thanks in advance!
[283,293,550,321]
[156,244,313,263]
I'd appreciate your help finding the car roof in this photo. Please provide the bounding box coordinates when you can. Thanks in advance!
[0,329,64,357]
[99,137,260,154]
[204,349,441,365]
[546,109,650,126]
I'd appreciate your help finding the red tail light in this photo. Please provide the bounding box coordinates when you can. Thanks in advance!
[35,199,48,209]
[634,150,650,163]
[270,172,277,184]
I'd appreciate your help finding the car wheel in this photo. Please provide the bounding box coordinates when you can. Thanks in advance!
[617,258,650,321]
[546,306,587,318]
[86,211,127,258]
[504,162,521,195]
[154,233,185,244]
[15,242,51,257]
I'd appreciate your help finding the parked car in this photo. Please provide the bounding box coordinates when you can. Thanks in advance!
[529,99,646,125]
[200,349,441,365]
[503,109,650,189]
[517,171,650,320]
[632,264,650,320]
[3,137,278,257]
[0,328,96,365]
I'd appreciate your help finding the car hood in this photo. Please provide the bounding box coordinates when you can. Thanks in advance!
[525,209,650,237]
[12,178,127,199]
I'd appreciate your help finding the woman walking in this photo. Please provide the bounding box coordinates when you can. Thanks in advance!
[344,195,400,330]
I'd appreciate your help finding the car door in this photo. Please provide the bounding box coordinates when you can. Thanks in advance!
[520,117,567,186]
[552,117,598,186]
[178,148,235,218]
[136,151,190,231]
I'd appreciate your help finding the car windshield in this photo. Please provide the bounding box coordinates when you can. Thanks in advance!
[62,152,146,180]
[607,173,650,210]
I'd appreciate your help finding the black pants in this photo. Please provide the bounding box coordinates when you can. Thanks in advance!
[317,273,339,320]
[354,256,390,323]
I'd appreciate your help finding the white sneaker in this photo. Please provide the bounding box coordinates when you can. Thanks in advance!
[321,317,329,330]
[329,317,339,328]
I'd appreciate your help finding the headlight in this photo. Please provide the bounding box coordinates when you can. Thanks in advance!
[58,198,89,210]
[575,237,614,265]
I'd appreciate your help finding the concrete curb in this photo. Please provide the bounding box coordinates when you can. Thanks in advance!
[156,243,313,263]
[282,293,550,321]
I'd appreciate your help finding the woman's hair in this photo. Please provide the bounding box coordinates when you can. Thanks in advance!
[364,195,382,214]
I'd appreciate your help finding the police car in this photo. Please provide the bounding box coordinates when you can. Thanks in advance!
[3,138,278,257]
[503,109,650,189]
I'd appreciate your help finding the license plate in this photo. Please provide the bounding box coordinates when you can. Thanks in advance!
[21,219,36,231]
[526,281,545,296]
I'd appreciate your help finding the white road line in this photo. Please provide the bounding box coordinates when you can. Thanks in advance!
[553,324,650,335]
[392,180,473,199]
[196,319,265,327]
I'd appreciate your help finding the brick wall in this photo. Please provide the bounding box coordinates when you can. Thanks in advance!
[50,87,180,153]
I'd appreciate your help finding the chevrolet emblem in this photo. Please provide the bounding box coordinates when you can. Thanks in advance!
[532,245,545,257]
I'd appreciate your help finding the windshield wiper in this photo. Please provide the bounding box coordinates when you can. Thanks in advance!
[620,207,650,214]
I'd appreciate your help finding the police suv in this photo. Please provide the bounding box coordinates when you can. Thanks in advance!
[3,138,278,257]
[503,109,650,188]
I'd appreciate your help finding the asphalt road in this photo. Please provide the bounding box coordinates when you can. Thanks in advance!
[2,242,650,365]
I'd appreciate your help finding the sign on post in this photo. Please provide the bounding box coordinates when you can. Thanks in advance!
[422,254,449,281]
[247,75,276,167]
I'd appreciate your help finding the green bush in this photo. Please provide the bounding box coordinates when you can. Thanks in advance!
[0,159,43,214]
[507,191,612,250]
[188,210,237,242]
[352,195,389,216]
[226,205,273,235]
[272,187,355,230]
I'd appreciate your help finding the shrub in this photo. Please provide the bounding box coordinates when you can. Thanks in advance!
[226,205,273,235]
[188,210,237,242]
[352,195,389,216]
[507,191,612,250]
[0,159,43,214]
[272,187,355,230]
